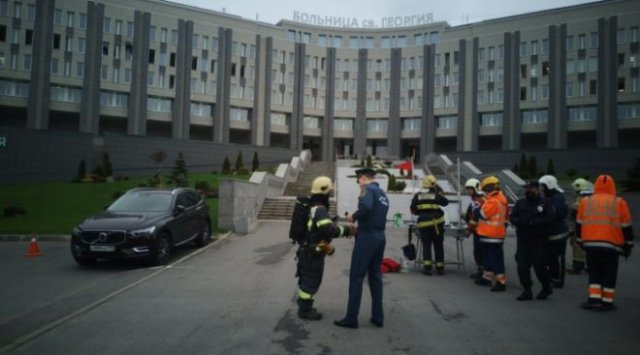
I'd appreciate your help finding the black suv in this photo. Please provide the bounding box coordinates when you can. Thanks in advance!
[71,187,211,266]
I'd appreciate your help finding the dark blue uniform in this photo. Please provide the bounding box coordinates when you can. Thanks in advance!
[544,189,569,287]
[344,182,389,325]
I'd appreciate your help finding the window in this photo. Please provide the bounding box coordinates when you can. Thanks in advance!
[27,3,34,20]
[147,71,154,86]
[498,45,504,59]
[53,9,62,25]
[542,85,549,100]
[402,118,421,131]
[115,20,122,35]
[0,1,7,16]
[230,107,249,122]
[190,102,211,117]
[149,49,155,64]
[0,79,29,97]
[13,1,21,18]
[566,59,575,75]
[531,40,538,55]
[53,33,60,49]
[542,39,549,54]
[102,41,109,56]
[589,56,598,72]
[478,47,485,62]
[618,53,625,66]
[618,102,640,120]
[127,21,134,37]
[76,62,84,77]
[101,65,108,80]
[161,28,168,43]
[520,87,527,101]
[25,28,32,45]
[618,77,625,92]
[590,80,597,95]
[488,46,495,60]
[147,96,172,112]
[566,81,574,97]
[366,119,388,132]
[437,116,457,129]
[171,30,178,45]
[64,60,71,77]
[67,11,74,27]
[542,62,550,76]
[617,28,625,44]
[578,34,586,49]
[103,17,110,33]
[480,112,503,126]
[521,109,548,124]
[80,13,87,29]
[100,91,129,108]
[0,25,5,41]
[590,32,598,48]
[566,35,574,50]
[150,26,156,42]
[519,42,527,57]
[124,68,131,83]
[631,27,639,42]
[22,53,30,70]
[568,106,597,122]
[50,85,81,103]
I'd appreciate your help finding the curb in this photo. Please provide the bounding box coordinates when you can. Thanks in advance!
[0,232,229,243]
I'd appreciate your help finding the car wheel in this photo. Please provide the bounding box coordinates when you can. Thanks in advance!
[152,233,172,266]
[194,221,211,247]
[73,254,97,266]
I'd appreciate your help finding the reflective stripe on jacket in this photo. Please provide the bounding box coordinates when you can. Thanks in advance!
[477,190,508,241]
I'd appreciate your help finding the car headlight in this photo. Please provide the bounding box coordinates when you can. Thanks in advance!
[72,227,83,237]
[128,226,156,238]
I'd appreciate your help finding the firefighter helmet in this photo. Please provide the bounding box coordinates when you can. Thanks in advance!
[464,178,483,195]
[310,176,333,195]
[422,175,438,189]
[481,176,500,189]
[572,178,592,193]
[539,175,563,192]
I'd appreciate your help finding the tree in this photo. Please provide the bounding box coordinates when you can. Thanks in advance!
[102,153,113,177]
[77,159,86,180]
[167,152,189,187]
[622,157,640,191]
[366,155,372,168]
[235,152,244,172]
[519,153,528,178]
[546,158,555,175]
[251,151,260,172]
[151,150,167,174]
[513,162,519,174]
[528,156,538,179]
[222,156,231,174]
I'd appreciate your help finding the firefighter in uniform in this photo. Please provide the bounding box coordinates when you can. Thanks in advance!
[296,176,355,320]
[567,178,593,275]
[464,178,486,279]
[539,175,570,288]
[410,175,449,275]
[510,181,553,301]
[335,168,389,329]
[473,176,509,292]
[577,175,634,311]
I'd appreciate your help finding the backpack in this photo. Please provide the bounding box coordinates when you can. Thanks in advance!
[381,258,401,273]
[289,196,311,244]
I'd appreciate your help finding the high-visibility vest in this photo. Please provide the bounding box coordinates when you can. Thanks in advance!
[477,191,508,241]
[577,193,632,251]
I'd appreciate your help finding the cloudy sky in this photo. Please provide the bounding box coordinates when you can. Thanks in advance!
[172,0,596,26]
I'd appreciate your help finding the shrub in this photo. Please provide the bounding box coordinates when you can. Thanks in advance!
[92,165,105,178]
[222,156,231,174]
[167,152,189,187]
[394,181,407,191]
[102,153,113,177]
[3,206,26,217]
[235,168,249,175]
[147,173,161,187]
[252,151,260,172]
[546,158,555,175]
[566,168,578,178]
[235,152,245,172]
[194,181,218,198]
[112,191,124,200]
[366,155,372,168]
[528,156,538,179]
[621,157,640,192]
[388,174,397,191]
[77,159,86,181]
[151,150,167,174]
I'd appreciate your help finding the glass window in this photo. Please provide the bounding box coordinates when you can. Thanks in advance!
[103,17,110,33]
[590,32,598,48]
[542,39,549,54]
[437,116,457,129]
[80,13,87,29]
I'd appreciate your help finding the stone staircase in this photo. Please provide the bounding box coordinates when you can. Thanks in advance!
[258,162,337,220]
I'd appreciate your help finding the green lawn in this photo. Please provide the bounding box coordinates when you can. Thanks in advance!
[0,173,249,235]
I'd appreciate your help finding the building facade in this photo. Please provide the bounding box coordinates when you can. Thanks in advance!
[0,0,639,163]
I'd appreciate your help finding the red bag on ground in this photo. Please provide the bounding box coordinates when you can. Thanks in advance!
[381,258,401,273]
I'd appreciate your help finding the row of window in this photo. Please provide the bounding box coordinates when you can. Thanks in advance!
[290,29,441,49]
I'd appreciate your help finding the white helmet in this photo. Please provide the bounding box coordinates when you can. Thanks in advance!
[464,178,483,195]
[538,175,564,192]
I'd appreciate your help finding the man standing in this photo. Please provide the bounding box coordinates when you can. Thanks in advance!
[567,178,593,275]
[473,176,509,292]
[577,175,634,311]
[538,175,570,288]
[410,175,449,276]
[335,167,389,329]
[295,176,355,320]
[464,178,486,279]
[509,181,553,301]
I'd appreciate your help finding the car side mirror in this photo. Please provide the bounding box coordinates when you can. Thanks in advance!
[174,205,186,215]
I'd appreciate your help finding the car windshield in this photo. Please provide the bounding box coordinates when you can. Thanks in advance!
[108,191,173,212]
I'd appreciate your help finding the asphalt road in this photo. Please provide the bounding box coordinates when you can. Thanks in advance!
[1,221,640,355]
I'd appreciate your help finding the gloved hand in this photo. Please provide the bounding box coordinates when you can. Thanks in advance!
[340,224,357,237]
[316,240,335,255]
[623,244,633,259]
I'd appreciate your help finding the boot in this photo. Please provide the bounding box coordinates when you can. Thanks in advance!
[516,288,533,301]
[422,267,433,276]
[596,303,617,312]
[536,287,553,300]
[469,269,483,279]
[297,299,323,320]
[580,299,601,310]
[490,282,506,292]
[475,278,491,287]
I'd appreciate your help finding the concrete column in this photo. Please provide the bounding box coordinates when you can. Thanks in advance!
[78,2,104,134]
[420,44,436,163]
[354,48,368,157]
[548,24,568,149]
[597,17,618,148]
[456,38,469,152]
[467,37,479,151]
[172,19,193,140]
[127,11,150,136]
[251,34,262,146]
[214,27,231,143]
[262,37,273,147]
[502,31,521,150]
[388,47,402,158]
[27,0,55,130]
[290,42,305,151]
[322,47,336,162]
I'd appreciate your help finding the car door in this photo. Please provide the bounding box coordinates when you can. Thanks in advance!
[173,192,195,244]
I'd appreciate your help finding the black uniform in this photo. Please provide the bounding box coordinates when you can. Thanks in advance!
[297,194,345,318]
[410,188,449,273]
[510,194,552,294]
[543,189,570,287]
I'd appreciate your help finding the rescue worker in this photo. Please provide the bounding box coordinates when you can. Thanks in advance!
[510,181,553,301]
[335,167,389,329]
[567,178,593,275]
[410,175,449,275]
[464,178,486,279]
[538,175,570,288]
[577,175,634,311]
[296,176,355,320]
[473,176,509,292]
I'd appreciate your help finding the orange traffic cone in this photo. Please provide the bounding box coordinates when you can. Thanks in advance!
[24,233,42,257]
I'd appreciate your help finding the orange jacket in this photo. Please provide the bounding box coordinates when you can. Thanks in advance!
[477,190,508,241]
[577,175,633,251]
